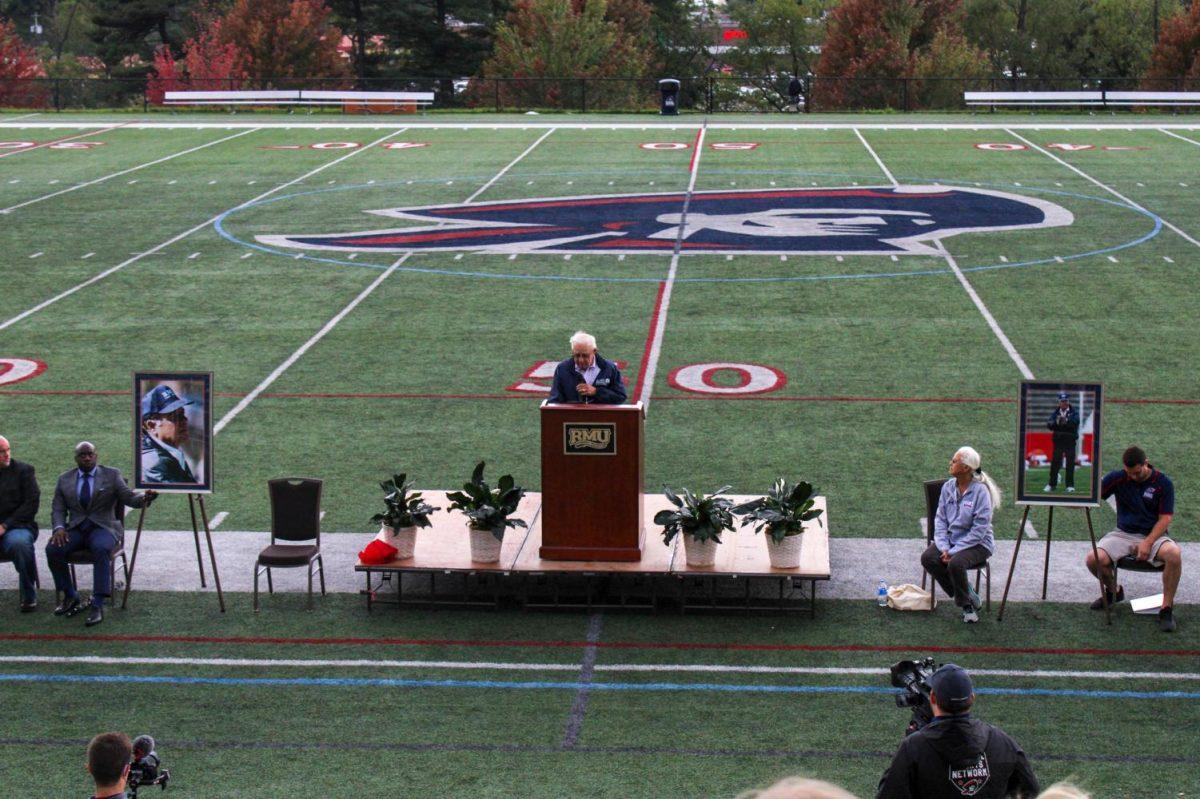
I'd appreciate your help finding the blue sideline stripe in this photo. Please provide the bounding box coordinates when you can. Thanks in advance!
[2,673,1199,700]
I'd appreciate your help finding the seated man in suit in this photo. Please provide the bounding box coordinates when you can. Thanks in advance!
[46,441,156,626]
[547,330,627,405]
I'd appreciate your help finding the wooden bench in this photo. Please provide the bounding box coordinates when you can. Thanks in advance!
[163,89,435,111]
[965,90,1200,108]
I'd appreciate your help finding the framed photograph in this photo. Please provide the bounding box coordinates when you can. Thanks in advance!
[133,372,213,493]
[1016,380,1102,506]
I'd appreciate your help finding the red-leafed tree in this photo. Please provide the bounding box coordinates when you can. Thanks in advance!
[148,8,247,104]
[815,0,989,109]
[219,0,350,86]
[1144,2,1200,91]
[0,17,49,108]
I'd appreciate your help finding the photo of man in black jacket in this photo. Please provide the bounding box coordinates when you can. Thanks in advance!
[877,664,1039,799]
[1045,392,1080,493]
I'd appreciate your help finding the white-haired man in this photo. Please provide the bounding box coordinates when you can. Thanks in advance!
[548,331,627,405]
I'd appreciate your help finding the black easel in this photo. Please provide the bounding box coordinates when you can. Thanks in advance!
[121,493,225,612]
[998,504,1109,624]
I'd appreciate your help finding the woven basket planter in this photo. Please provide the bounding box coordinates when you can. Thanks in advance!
[682,536,719,567]
[382,525,418,560]
[469,527,503,563]
[766,533,802,569]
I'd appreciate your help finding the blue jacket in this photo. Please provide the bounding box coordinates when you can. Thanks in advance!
[1046,406,1080,444]
[547,353,627,404]
[934,479,995,555]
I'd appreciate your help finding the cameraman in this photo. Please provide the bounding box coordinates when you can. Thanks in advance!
[86,732,132,799]
[877,664,1039,799]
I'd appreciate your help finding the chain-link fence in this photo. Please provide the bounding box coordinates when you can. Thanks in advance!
[2,75,1198,113]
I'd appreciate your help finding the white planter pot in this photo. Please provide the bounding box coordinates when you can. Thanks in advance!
[766,532,802,569]
[683,536,719,567]
[383,524,417,560]
[469,527,503,562]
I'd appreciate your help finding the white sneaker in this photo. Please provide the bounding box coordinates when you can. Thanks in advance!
[963,608,979,623]
[1043,484,1053,492]
[1066,487,1076,493]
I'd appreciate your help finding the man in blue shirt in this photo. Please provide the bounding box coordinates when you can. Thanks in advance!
[1086,445,1182,632]
[547,330,627,405]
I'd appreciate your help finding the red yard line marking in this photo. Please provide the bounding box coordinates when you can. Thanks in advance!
[2,389,1197,406]
[0,124,126,159]
[633,281,668,401]
[1,633,1196,658]
[687,129,704,174]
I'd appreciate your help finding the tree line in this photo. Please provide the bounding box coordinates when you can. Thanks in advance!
[2,0,1200,110]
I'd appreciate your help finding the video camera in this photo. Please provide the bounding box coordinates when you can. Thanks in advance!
[127,735,170,798]
[889,657,937,735]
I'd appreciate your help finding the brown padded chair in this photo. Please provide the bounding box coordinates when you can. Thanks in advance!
[923,478,990,611]
[254,477,325,611]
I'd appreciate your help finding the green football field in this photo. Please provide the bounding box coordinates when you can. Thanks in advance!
[2,112,1199,797]
[2,113,1197,540]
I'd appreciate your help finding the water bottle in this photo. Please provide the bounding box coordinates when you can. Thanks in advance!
[877,580,888,607]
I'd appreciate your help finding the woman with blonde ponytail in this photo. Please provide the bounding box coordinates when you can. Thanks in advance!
[921,446,999,623]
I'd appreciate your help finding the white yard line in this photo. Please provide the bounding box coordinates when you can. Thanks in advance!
[208,512,228,529]
[2,654,1196,682]
[213,255,410,435]
[0,123,125,160]
[0,128,407,335]
[637,124,707,408]
[463,128,555,203]
[1007,129,1200,250]
[936,240,1034,379]
[212,129,557,435]
[5,112,40,121]
[855,131,1033,379]
[0,128,259,214]
[854,128,898,186]
[1159,128,1200,148]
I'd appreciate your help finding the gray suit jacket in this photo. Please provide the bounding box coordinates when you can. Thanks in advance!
[51,465,148,539]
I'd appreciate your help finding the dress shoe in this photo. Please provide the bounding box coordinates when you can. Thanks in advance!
[85,605,104,627]
[19,600,37,613]
[53,596,82,617]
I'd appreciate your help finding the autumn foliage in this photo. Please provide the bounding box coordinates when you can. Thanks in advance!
[148,0,348,102]
[0,17,49,108]
[1144,2,1200,91]
[148,9,245,102]
[221,0,349,85]
[476,0,657,110]
[815,0,989,109]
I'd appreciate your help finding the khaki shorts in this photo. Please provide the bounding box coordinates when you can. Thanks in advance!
[1097,529,1174,567]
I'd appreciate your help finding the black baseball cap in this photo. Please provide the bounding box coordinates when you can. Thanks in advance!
[929,663,974,712]
[141,385,192,417]
[1058,392,1070,401]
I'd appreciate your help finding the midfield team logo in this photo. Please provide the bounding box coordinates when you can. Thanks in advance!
[258,185,1072,257]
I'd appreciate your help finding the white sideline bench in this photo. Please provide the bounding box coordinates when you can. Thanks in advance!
[163,89,435,108]
[965,90,1200,107]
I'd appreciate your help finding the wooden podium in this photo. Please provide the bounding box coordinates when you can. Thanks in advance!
[539,401,645,561]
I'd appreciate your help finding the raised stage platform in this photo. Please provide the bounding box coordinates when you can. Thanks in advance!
[355,492,831,614]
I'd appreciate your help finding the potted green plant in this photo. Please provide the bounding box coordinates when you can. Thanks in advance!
[370,473,440,559]
[447,461,527,562]
[733,479,823,569]
[653,486,736,567]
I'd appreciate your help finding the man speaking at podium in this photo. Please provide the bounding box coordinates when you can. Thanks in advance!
[548,330,627,405]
